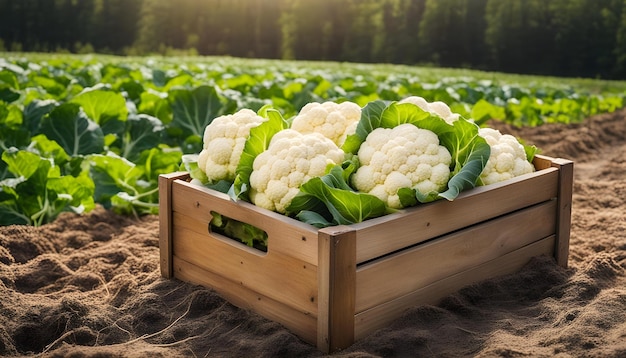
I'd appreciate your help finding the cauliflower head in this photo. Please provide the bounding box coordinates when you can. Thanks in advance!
[291,101,361,146]
[399,96,460,124]
[197,109,267,182]
[351,123,452,209]
[478,127,534,185]
[248,129,346,213]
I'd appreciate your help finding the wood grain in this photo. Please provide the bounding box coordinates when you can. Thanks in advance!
[158,172,188,278]
[354,235,556,339]
[552,157,574,267]
[351,167,559,264]
[317,226,356,353]
[355,200,557,313]
[173,255,317,344]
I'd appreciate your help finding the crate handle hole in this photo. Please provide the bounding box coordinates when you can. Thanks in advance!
[208,211,268,253]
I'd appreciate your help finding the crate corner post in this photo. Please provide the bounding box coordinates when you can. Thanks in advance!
[552,158,574,268]
[317,225,357,353]
[158,172,188,278]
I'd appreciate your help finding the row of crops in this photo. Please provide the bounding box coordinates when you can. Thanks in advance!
[1,54,625,226]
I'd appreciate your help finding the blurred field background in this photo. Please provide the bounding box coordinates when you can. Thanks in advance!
[3,0,626,80]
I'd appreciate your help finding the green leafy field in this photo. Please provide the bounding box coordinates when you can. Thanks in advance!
[1,53,625,226]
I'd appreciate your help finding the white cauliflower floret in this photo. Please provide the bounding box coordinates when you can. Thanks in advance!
[198,109,267,182]
[478,127,534,185]
[399,96,460,124]
[249,129,345,213]
[291,101,361,146]
[351,123,452,209]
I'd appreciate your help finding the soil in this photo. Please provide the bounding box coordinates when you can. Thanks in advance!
[1,110,625,357]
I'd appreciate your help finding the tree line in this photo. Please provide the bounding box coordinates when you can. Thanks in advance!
[2,0,626,79]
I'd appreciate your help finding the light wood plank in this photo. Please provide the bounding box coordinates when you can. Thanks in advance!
[354,235,556,340]
[173,210,267,256]
[355,200,557,313]
[351,167,559,264]
[533,154,556,170]
[317,226,357,353]
[552,158,574,268]
[171,180,319,266]
[158,172,188,278]
[172,215,318,315]
[172,255,317,344]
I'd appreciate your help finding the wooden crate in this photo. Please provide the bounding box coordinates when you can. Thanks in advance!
[158,154,573,353]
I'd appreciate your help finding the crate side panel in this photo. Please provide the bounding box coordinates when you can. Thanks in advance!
[172,213,318,315]
[172,180,319,265]
[172,256,317,345]
[354,168,559,263]
[354,235,555,340]
[355,200,557,313]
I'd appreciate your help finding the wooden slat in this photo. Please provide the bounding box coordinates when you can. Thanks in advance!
[173,210,267,256]
[172,180,319,266]
[317,226,357,353]
[172,214,318,315]
[355,200,557,313]
[552,158,574,268]
[172,256,317,345]
[354,235,556,340]
[351,167,559,264]
[158,172,188,278]
[533,154,556,170]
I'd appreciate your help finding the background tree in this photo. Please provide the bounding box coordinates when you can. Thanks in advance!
[549,0,623,78]
[614,0,626,77]
[3,0,626,79]
[419,0,488,68]
[484,0,556,75]
[133,0,172,53]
